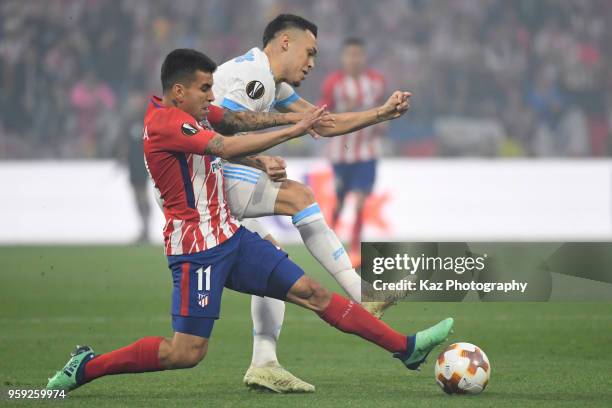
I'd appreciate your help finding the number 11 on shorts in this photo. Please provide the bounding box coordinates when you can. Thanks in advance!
[196,266,211,291]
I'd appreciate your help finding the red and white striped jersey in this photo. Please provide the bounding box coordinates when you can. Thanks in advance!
[143,96,240,255]
[320,69,387,163]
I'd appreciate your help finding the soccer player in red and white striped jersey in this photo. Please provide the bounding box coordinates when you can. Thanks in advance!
[320,38,388,266]
[143,96,240,255]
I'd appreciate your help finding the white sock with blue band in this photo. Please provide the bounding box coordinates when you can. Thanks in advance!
[292,204,362,302]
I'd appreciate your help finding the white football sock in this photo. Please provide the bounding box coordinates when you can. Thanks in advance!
[292,204,362,303]
[251,295,285,367]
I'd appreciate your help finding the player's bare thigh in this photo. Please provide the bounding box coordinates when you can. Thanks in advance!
[226,165,317,218]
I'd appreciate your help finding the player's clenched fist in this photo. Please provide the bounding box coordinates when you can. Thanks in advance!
[377,91,412,120]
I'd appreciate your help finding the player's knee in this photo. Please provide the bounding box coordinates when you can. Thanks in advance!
[283,180,315,214]
[286,275,333,312]
[309,281,332,313]
[184,346,207,368]
[294,276,331,312]
[179,346,207,368]
[169,341,208,369]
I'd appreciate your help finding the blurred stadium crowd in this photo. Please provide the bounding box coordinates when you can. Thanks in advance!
[1,0,611,159]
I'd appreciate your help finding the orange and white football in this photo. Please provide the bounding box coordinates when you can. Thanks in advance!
[435,342,491,395]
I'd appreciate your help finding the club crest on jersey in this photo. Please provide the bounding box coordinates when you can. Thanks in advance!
[211,159,221,172]
[246,80,265,100]
[181,123,199,136]
[197,292,210,308]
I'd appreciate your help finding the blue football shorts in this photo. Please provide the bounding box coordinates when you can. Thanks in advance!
[167,226,304,338]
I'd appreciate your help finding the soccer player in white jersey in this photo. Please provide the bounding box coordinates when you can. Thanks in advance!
[211,14,411,393]
[320,38,387,267]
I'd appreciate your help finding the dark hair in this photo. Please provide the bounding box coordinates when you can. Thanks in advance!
[343,37,365,48]
[262,14,318,47]
[161,49,217,92]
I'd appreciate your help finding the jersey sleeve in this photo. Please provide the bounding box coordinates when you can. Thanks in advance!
[217,67,267,112]
[274,82,300,110]
[150,109,216,154]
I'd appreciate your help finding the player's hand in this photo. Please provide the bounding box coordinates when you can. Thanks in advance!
[291,105,327,138]
[256,155,287,182]
[310,111,335,139]
[377,91,412,120]
[287,110,335,139]
[287,111,335,127]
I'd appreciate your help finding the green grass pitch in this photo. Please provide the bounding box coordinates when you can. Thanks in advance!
[1,245,611,407]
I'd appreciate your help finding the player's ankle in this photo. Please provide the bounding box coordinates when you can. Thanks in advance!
[250,360,280,368]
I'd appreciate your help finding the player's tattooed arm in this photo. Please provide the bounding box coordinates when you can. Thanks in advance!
[204,107,326,159]
[211,110,303,135]
[204,134,226,156]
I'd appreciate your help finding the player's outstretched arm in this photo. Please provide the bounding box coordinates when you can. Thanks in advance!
[277,91,411,137]
[211,108,333,135]
[204,106,326,159]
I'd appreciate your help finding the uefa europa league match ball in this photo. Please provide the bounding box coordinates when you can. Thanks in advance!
[435,342,491,395]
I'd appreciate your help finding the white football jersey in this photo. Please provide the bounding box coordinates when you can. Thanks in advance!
[213,47,299,113]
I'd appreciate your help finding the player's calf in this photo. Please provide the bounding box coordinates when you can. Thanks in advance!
[279,268,451,361]
[46,333,210,392]
[313,291,453,366]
